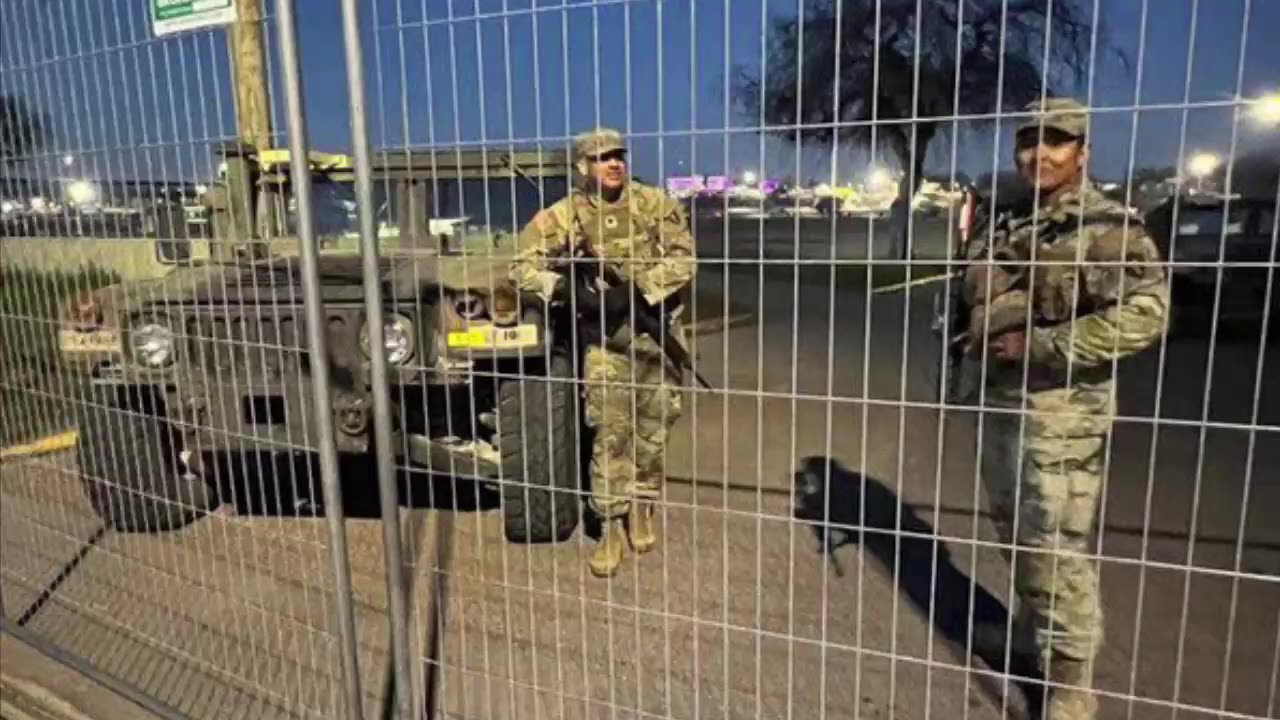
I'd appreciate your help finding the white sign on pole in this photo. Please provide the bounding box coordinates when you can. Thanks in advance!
[151,0,237,37]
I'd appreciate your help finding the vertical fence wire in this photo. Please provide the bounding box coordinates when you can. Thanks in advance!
[270,0,364,717]
[337,0,414,717]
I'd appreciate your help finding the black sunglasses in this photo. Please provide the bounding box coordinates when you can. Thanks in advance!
[588,149,628,163]
[1015,127,1084,150]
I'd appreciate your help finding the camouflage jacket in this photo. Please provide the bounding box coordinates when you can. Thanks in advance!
[509,182,696,307]
[963,182,1169,401]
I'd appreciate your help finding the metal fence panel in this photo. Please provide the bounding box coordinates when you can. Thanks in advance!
[1,1,1277,720]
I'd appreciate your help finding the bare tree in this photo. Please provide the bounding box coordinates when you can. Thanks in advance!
[1,95,47,165]
[735,0,1116,255]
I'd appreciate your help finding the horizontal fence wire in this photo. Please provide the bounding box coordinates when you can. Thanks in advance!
[1,1,1277,719]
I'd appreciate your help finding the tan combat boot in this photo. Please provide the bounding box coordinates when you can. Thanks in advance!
[1045,658,1098,720]
[627,501,657,554]
[588,517,627,578]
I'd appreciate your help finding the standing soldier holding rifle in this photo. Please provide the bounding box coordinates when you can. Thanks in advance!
[943,98,1168,719]
[509,128,696,578]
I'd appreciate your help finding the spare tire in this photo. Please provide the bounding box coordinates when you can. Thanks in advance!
[497,354,580,543]
[76,400,219,533]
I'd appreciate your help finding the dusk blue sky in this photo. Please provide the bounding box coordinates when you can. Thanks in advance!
[2,0,1278,185]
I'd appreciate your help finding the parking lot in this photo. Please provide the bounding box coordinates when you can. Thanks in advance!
[3,263,1276,720]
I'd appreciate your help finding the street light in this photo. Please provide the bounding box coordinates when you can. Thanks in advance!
[66,180,98,206]
[741,170,758,186]
[1187,151,1221,192]
[1187,152,1221,179]
[61,154,75,167]
[865,166,893,189]
[1247,93,1280,126]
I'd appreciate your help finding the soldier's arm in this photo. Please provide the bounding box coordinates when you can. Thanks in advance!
[636,192,696,306]
[1028,224,1169,368]
[509,208,570,303]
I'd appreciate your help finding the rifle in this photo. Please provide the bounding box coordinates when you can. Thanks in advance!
[870,268,964,295]
[565,257,713,390]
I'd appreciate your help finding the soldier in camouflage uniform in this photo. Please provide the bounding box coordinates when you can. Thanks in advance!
[963,98,1169,719]
[510,128,695,578]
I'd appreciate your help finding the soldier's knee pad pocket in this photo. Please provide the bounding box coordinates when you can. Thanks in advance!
[1061,476,1100,537]
[1016,497,1096,541]
[1015,478,1094,542]
[1014,550,1081,597]
[584,349,629,385]
[592,456,637,486]
[584,386,637,428]
[1022,458,1101,538]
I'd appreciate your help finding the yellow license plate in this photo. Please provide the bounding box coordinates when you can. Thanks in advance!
[58,329,122,353]
[447,324,539,349]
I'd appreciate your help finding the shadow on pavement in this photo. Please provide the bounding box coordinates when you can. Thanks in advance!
[10,524,108,628]
[790,455,1044,716]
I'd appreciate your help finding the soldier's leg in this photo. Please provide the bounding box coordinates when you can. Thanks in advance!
[978,409,1038,656]
[1014,429,1105,664]
[582,346,638,576]
[583,345,640,518]
[627,347,683,553]
[1015,427,1107,719]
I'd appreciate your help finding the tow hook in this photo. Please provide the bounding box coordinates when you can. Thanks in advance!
[179,396,208,425]
[179,449,204,479]
[336,397,369,435]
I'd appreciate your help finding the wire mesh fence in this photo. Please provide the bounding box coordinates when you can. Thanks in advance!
[1,1,1277,719]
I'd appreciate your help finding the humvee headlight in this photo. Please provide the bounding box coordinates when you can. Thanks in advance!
[453,292,486,320]
[361,314,415,365]
[129,321,176,367]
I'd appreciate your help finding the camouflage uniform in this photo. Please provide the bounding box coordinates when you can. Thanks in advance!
[510,129,695,522]
[964,100,1169,681]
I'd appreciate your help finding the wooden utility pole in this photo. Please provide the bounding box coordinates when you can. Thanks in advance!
[215,0,271,259]
[228,0,271,152]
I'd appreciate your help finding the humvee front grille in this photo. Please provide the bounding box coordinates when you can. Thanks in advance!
[180,307,357,378]
[183,311,303,377]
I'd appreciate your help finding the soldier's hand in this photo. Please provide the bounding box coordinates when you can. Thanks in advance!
[989,330,1027,361]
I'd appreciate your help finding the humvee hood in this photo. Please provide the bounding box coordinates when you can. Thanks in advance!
[96,253,518,316]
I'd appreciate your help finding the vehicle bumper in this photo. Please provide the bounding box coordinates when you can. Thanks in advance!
[166,375,373,454]
[400,433,503,480]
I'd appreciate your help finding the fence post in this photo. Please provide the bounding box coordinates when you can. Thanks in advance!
[271,0,365,717]
[338,0,416,716]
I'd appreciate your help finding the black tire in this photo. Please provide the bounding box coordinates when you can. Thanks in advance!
[76,400,219,533]
[498,354,580,543]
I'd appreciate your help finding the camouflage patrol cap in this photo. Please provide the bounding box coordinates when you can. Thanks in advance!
[573,128,627,160]
[1017,97,1089,139]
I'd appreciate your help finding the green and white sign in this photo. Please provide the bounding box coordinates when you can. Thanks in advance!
[151,0,237,37]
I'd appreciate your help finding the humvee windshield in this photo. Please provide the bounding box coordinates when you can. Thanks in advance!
[278,166,569,253]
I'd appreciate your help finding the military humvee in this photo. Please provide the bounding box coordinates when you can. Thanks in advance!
[57,143,581,543]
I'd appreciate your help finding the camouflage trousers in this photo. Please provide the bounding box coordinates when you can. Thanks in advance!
[980,391,1110,666]
[582,336,683,519]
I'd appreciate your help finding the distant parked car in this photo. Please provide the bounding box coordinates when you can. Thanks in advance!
[1144,193,1278,337]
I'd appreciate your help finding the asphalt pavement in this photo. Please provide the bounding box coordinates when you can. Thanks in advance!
[1,262,1277,720]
